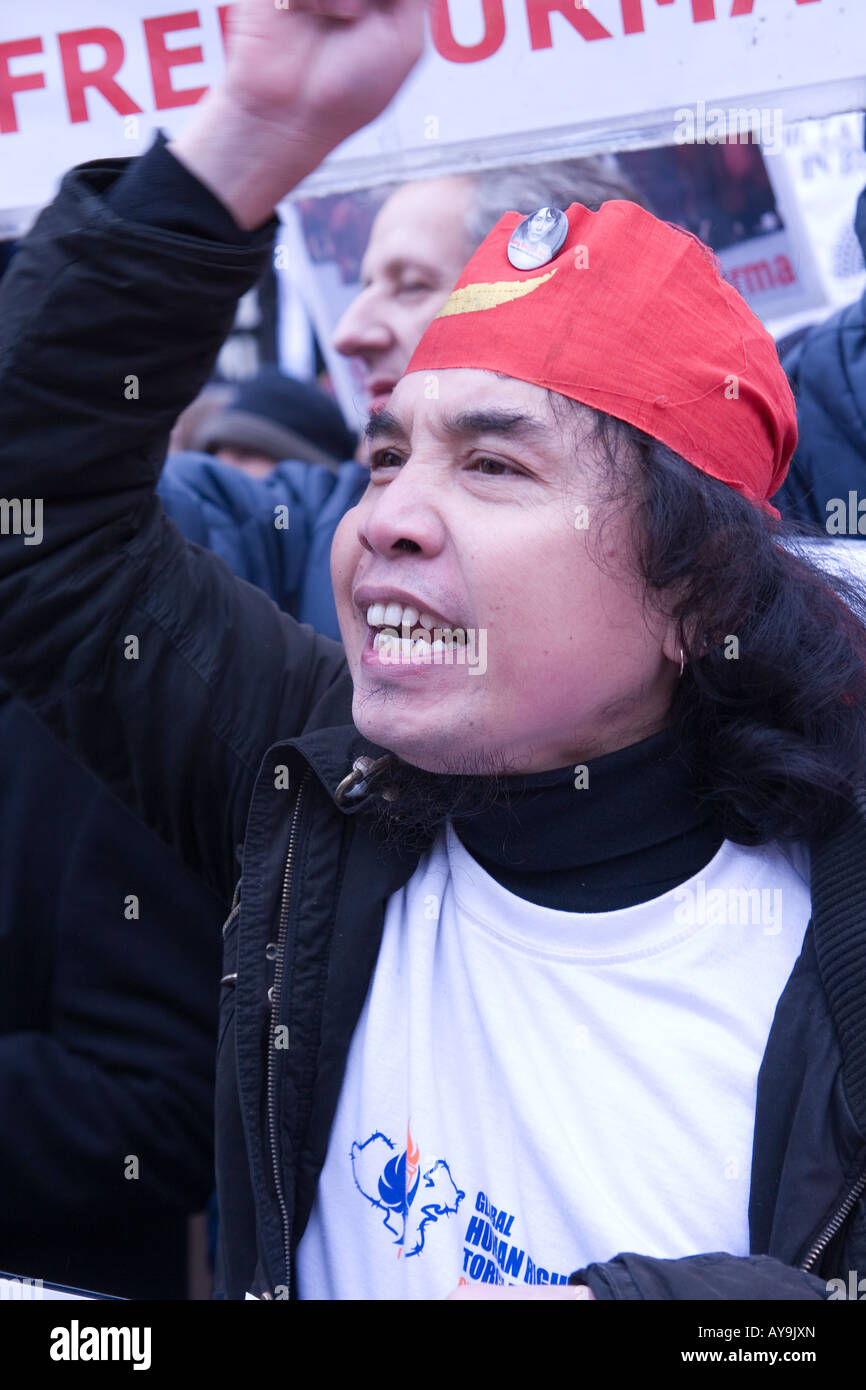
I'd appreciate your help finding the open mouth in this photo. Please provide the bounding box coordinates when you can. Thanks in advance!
[354,587,478,673]
[369,627,467,661]
[364,621,468,664]
[364,600,467,652]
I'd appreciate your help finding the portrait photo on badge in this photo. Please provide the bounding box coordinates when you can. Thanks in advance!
[507,207,569,270]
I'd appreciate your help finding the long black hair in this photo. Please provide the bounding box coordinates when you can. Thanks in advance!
[361,399,866,855]
[585,407,866,845]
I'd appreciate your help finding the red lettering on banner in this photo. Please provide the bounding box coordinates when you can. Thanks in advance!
[526,1,613,48]
[622,0,715,34]
[58,27,143,123]
[0,38,45,135]
[730,0,821,13]
[728,255,796,295]
[144,11,207,109]
[217,5,233,49]
[431,1,506,63]
[0,0,833,134]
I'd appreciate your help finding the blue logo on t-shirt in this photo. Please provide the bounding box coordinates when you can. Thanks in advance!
[351,1127,464,1257]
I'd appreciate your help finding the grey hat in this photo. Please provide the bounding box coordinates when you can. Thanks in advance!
[192,366,357,471]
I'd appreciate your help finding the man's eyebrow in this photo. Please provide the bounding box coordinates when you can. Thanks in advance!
[365,410,409,443]
[366,405,547,444]
[360,256,438,288]
[388,256,438,278]
[365,408,550,446]
[439,410,550,442]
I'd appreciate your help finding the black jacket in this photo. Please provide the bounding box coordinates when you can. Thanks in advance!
[1,149,865,1301]
[0,680,224,1298]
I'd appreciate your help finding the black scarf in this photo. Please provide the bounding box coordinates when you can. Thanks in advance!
[363,726,724,911]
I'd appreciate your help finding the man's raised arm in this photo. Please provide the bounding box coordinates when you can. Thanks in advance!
[169,0,427,229]
[0,0,426,898]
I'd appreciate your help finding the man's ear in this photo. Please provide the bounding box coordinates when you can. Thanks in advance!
[653,583,689,671]
[661,628,684,669]
[654,575,724,671]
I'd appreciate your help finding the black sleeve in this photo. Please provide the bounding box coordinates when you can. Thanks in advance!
[0,144,346,901]
[570,1251,828,1299]
[105,129,270,244]
[0,688,224,1231]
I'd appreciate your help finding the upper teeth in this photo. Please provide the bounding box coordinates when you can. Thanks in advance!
[366,602,440,631]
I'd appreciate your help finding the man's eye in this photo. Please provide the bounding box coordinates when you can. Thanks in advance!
[397,282,432,296]
[369,449,402,472]
[471,457,516,476]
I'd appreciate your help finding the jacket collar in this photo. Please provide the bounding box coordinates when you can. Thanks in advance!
[265,666,399,813]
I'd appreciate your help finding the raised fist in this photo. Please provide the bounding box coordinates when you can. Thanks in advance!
[221,0,429,155]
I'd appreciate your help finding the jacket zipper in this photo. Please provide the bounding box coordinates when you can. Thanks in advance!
[219,901,241,986]
[266,768,311,1299]
[798,1164,866,1274]
[222,900,240,939]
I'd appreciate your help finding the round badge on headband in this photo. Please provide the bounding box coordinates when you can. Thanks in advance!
[407,199,798,517]
[507,207,569,270]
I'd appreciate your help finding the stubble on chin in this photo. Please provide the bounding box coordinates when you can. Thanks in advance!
[353,737,534,858]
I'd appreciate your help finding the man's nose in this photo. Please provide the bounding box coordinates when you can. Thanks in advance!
[333,292,392,358]
[358,464,445,557]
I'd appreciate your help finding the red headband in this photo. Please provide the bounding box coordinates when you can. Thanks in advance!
[406,201,797,517]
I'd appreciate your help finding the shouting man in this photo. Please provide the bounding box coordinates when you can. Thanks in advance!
[1,0,865,1301]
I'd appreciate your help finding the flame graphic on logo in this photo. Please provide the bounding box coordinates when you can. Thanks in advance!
[406,1123,420,1188]
[396,1122,421,1260]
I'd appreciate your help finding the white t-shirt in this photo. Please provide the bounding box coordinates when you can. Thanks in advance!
[296,823,811,1300]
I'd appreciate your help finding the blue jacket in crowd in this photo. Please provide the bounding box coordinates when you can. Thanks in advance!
[774,182,866,533]
[159,453,367,643]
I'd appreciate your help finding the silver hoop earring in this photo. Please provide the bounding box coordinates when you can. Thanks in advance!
[679,647,685,678]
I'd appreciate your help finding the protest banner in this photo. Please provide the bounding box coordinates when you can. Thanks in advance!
[2,0,865,226]
[784,112,866,312]
[3,1,860,411]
